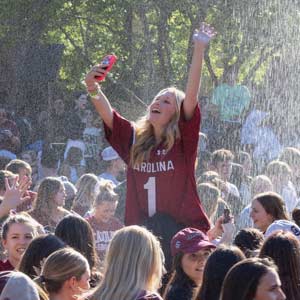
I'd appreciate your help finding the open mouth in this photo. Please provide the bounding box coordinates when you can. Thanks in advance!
[151,108,161,114]
[16,247,26,254]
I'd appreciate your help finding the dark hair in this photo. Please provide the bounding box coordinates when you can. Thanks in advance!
[234,228,264,258]
[55,215,99,271]
[259,231,300,300]
[292,208,300,227]
[198,245,245,300]
[220,258,279,300]
[5,159,32,175]
[18,234,66,278]
[40,146,59,169]
[253,192,289,221]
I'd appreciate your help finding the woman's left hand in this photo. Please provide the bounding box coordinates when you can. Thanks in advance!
[193,23,217,46]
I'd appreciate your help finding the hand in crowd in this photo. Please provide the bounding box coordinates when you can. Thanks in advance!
[193,22,217,46]
[0,176,31,218]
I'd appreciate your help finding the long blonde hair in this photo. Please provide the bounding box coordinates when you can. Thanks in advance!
[130,87,185,166]
[90,225,163,300]
[72,173,99,208]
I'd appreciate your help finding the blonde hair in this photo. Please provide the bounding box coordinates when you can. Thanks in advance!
[36,248,89,294]
[251,175,273,197]
[130,87,185,166]
[72,173,99,208]
[266,160,292,178]
[94,180,118,207]
[90,225,163,300]
[279,147,300,168]
[1,212,39,240]
[32,177,62,214]
[197,182,221,219]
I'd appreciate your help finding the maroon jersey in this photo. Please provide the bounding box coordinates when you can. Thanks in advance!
[0,260,14,272]
[104,104,210,233]
[86,215,123,260]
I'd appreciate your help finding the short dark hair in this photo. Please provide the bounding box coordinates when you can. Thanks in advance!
[234,228,264,257]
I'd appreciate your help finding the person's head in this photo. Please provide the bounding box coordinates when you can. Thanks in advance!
[74,91,88,111]
[62,181,77,210]
[199,245,245,300]
[20,150,37,169]
[236,151,252,176]
[251,175,273,198]
[1,213,39,267]
[197,182,220,219]
[0,107,7,124]
[72,173,99,211]
[196,151,212,177]
[266,160,292,188]
[101,146,124,175]
[130,87,185,166]
[148,87,185,129]
[260,231,300,300]
[279,147,300,178]
[220,257,285,300]
[292,207,300,227]
[93,181,119,223]
[5,159,32,182]
[0,170,16,195]
[53,99,65,115]
[90,225,163,300]
[250,192,289,233]
[230,163,244,189]
[34,177,66,213]
[55,215,98,271]
[170,227,216,285]
[65,147,83,166]
[0,271,44,300]
[37,248,90,298]
[211,149,234,181]
[197,171,223,190]
[40,146,59,171]
[233,228,264,257]
[18,234,66,279]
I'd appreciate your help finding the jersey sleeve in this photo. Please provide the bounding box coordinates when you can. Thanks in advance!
[178,103,201,160]
[103,110,133,164]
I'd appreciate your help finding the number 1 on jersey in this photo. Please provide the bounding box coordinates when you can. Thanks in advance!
[144,177,156,217]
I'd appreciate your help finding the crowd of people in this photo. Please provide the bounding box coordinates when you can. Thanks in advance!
[0,23,299,300]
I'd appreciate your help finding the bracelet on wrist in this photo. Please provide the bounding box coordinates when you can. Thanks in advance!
[87,84,101,98]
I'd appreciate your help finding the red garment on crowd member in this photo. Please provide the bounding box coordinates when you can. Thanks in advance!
[86,215,123,261]
[104,104,210,233]
[0,260,14,272]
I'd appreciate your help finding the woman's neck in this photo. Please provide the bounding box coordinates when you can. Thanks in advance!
[7,256,18,268]
[50,291,73,300]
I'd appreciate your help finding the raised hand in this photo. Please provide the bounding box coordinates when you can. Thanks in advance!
[193,22,217,46]
[0,176,30,217]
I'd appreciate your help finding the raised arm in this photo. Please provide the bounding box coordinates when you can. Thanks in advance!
[184,23,216,120]
[85,66,114,130]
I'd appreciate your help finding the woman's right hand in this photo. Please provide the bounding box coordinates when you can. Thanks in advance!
[85,65,106,90]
